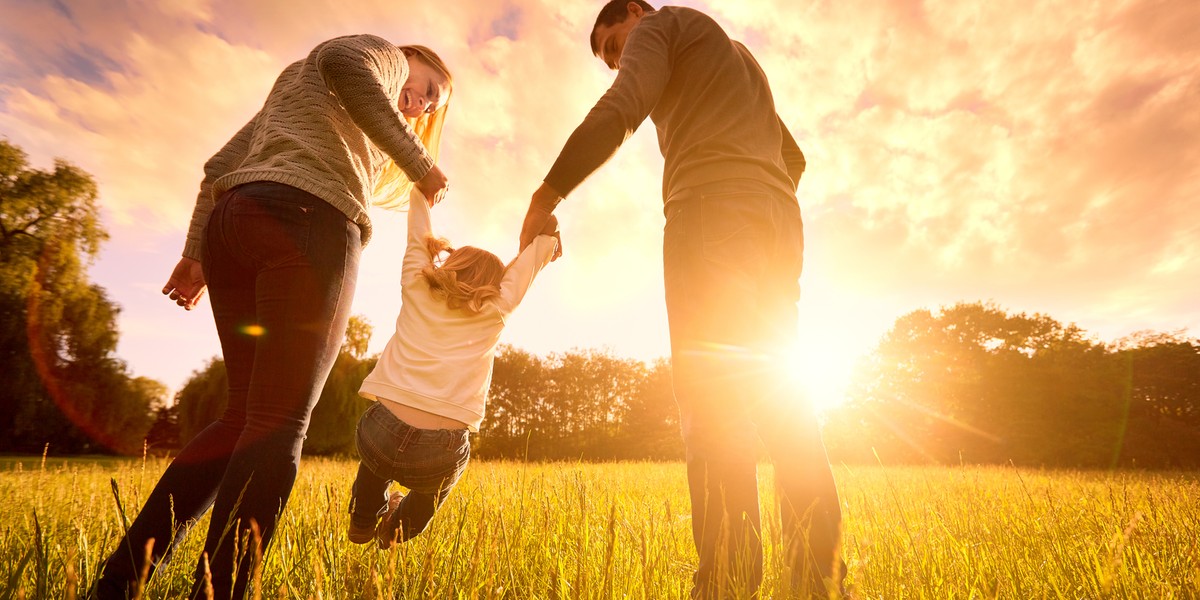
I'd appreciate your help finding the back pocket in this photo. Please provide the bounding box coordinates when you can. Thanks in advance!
[229,195,313,268]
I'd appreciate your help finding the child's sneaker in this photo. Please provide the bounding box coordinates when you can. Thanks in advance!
[376,491,405,550]
[347,519,376,545]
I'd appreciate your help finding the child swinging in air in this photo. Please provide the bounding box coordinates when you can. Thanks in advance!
[348,192,560,548]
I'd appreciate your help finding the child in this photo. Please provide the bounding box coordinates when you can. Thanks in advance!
[347,192,560,548]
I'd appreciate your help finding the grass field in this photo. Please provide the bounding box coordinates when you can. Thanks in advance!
[0,456,1198,599]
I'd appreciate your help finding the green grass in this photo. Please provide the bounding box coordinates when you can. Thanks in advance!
[0,457,1197,598]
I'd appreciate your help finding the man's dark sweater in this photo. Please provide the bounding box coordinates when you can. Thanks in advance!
[545,6,805,202]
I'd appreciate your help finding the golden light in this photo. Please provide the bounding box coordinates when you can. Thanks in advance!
[781,341,857,415]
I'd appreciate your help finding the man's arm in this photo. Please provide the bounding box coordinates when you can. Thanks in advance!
[522,20,674,251]
[542,23,672,198]
[519,182,563,251]
[778,116,806,191]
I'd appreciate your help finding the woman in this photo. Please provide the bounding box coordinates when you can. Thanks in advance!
[93,35,453,600]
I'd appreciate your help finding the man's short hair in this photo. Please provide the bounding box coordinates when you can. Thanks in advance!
[590,0,657,55]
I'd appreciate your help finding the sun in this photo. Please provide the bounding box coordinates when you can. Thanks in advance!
[779,336,864,415]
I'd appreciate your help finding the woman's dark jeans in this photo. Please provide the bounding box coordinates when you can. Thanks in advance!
[94,182,360,600]
[349,402,470,543]
[663,178,843,598]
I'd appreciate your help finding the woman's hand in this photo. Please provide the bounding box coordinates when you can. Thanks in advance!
[162,257,207,311]
[414,163,449,206]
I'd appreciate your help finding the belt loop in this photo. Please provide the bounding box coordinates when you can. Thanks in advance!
[398,423,417,452]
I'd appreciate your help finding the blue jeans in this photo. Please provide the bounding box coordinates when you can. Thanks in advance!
[663,179,842,597]
[349,402,470,542]
[94,182,360,600]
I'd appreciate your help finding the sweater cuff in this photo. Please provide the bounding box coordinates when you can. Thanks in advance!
[398,152,435,184]
[182,238,203,262]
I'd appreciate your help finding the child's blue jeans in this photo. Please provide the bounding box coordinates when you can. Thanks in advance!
[349,402,471,541]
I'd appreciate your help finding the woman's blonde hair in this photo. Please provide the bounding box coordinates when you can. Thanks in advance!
[420,236,505,313]
[373,45,454,209]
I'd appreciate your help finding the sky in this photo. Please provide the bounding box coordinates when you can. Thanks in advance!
[1,0,1198,408]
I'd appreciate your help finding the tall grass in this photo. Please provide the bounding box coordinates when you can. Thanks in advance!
[0,457,1197,598]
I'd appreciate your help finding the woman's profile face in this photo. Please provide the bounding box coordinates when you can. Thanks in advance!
[400,57,450,118]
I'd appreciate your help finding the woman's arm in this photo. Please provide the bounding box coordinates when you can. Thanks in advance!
[182,114,258,261]
[315,35,435,183]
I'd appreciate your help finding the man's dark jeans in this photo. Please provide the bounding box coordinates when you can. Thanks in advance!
[349,402,470,542]
[663,179,843,598]
[94,182,360,600]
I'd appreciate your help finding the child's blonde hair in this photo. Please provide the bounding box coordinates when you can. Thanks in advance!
[420,236,505,313]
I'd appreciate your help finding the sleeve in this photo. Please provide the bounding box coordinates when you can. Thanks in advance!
[182,115,257,260]
[401,190,434,285]
[495,234,558,315]
[778,116,806,191]
[542,20,672,197]
[316,35,434,182]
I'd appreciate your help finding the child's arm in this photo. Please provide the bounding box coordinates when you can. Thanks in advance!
[401,190,434,285]
[496,218,560,315]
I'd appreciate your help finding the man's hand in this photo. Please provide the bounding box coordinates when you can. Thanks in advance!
[520,182,563,251]
[414,163,449,206]
[162,257,207,311]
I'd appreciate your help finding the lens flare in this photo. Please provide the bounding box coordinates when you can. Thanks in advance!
[241,324,265,336]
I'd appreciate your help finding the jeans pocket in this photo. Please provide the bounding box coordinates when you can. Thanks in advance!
[397,437,469,493]
[356,405,399,474]
[699,192,771,272]
[229,194,314,269]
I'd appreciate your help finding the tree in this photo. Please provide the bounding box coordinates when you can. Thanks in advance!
[342,315,372,359]
[176,316,377,455]
[832,302,1126,467]
[478,347,682,461]
[1111,331,1200,466]
[0,139,160,454]
[476,345,548,458]
[616,358,683,460]
[827,302,1200,468]
[175,357,228,445]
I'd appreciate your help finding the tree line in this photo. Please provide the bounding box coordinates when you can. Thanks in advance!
[164,334,684,461]
[823,302,1200,468]
[3,140,1199,467]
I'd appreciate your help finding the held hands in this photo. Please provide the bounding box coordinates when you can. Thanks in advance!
[162,257,207,311]
[541,214,564,261]
[414,164,449,206]
[520,182,564,258]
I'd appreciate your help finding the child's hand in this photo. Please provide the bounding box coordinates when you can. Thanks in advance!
[540,214,559,236]
[540,214,563,260]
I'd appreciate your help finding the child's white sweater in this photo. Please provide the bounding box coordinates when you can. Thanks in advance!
[359,196,558,431]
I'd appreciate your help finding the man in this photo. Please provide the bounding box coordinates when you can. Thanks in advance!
[519,2,843,597]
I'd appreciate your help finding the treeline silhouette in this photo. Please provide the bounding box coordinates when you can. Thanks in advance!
[156,303,1200,468]
[823,302,1200,468]
[165,340,684,461]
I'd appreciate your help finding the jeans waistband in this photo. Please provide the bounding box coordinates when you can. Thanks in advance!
[664,178,798,216]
